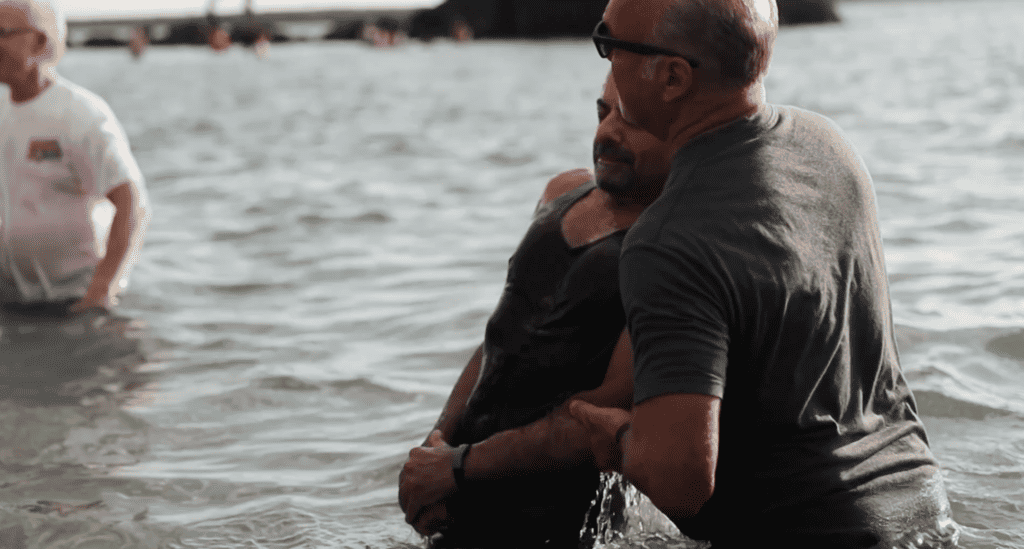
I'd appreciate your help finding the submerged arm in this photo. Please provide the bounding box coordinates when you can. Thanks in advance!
[74,182,150,311]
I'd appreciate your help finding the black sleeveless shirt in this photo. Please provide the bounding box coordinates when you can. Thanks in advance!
[439,182,629,548]
[453,181,628,444]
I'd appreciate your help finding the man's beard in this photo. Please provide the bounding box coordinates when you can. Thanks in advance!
[596,165,639,199]
[593,140,640,201]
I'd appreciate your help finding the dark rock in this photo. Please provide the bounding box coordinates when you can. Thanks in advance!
[408,8,453,41]
[229,21,280,45]
[778,0,840,25]
[413,0,839,40]
[415,0,605,38]
[82,37,127,47]
[324,20,365,41]
[376,17,402,33]
[154,21,208,45]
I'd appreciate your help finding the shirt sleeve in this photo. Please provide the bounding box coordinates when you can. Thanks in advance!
[621,239,731,405]
[74,95,146,200]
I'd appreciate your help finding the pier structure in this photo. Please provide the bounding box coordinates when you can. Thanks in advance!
[65,1,443,47]
[65,0,839,47]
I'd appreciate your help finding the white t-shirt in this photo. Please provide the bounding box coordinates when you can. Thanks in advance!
[0,76,148,303]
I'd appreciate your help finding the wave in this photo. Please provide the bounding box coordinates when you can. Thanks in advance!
[912,390,1016,421]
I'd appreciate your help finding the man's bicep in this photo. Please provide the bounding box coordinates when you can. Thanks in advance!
[106,182,132,208]
[626,391,720,518]
[621,244,730,404]
[632,392,720,457]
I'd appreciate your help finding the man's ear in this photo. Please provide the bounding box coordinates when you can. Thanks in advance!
[659,57,694,103]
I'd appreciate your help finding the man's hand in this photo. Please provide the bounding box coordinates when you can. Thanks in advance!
[398,430,458,535]
[569,400,631,472]
[70,182,143,316]
[409,501,450,537]
[69,291,111,314]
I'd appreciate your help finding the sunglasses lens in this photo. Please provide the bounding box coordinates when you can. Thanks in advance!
[592,25,607,58]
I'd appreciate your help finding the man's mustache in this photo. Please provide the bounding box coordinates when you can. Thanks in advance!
[593,141,635,166]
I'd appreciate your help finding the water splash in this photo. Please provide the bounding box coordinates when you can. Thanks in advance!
[579,473,706,549]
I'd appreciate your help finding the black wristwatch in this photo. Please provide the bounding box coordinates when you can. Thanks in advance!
[452,443,472,488]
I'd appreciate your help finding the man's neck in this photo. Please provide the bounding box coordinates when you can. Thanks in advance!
[665,83,765,153]
[7,71,51,104]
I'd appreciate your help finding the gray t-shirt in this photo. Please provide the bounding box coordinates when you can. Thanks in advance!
[623,105,952,545]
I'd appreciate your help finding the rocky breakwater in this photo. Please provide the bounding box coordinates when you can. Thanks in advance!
[410,0,838,40]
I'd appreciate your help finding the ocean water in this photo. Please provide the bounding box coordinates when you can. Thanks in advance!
[1,0,1023,547]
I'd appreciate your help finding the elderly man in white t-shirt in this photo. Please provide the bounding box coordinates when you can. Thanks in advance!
[0,0,150,314]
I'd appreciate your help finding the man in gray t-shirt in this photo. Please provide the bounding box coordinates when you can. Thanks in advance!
[572,0,958,546]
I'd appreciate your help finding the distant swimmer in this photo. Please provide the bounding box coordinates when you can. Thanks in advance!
[253,29,270,59]
[398,72,674,548]
[450,20,472,42]
[128,26,148,59]
[364,17,404,48]
[204,2,231,53]
[208,25,231,53]
[0,0,151,316]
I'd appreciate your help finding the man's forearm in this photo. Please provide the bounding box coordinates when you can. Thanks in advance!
[459,330,635,480]
[463,404,593,480]
[619,394,719,521]
[88,210,132,297]
[429,344,483,443]
[85,182,148,302]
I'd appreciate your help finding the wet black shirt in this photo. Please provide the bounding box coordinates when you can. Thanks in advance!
[443,182,627,547]
[623,105,951,545]
[454,181,626,443]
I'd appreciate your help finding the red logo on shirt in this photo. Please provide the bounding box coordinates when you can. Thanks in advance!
[27,139,62,162]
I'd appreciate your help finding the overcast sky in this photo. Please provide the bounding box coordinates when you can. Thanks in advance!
[63,0,443,20]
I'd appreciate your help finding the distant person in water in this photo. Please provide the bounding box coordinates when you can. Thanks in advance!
[398,73,674,548]
[207,25,231,52]
[0,0,150,316]
[128,26,148,59]
[363,17,405,48]
[253,29,270,59]
[450,20,472,42]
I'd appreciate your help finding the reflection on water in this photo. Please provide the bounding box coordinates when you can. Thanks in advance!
[0,307,160,548]
[1,309,152,406]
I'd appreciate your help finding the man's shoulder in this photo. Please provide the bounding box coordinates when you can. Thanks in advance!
[771,104,858,150]
[537,168,593,208]
[47,78,119,126]
[621,197,700,260]
[772,103,831,125]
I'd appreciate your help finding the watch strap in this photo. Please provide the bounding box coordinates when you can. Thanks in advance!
[452,443,472,488]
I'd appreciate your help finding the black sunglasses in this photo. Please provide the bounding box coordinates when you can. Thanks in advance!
[592,21,700,68]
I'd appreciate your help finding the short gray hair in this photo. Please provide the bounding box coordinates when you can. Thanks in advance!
[651,0,777,88]
[0,0,66,78]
